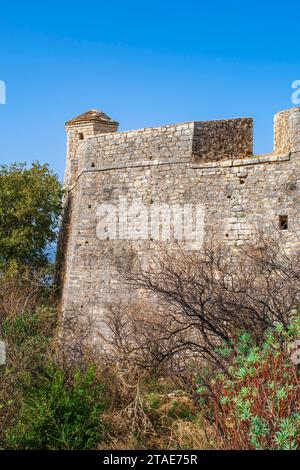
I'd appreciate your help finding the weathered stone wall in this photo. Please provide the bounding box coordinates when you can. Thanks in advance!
[59,107,300,352]
[76,122,194,175]
[274,107,300,154]
[73,118,253,176]
[192,118,253,163]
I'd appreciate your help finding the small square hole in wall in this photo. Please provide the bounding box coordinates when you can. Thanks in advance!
[78,133,84,140]
[240,178,245,185]
[279,215,288,230]
[91,162,95,167]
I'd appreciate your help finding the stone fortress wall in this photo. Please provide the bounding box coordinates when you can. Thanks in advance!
[57,106,300,350]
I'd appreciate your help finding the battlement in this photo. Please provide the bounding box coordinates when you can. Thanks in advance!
[75,117,253,175]
[76,121,194,176]
[65,121,253,189]
[65,107,300,188]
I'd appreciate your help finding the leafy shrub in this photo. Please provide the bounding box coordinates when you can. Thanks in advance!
[198,321,300,450]
[0,162,63,269]
[0,279,107,450]
[5,365,107,450]
[0,300,58,445]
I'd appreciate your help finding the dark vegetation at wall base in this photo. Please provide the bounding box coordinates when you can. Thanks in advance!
[108,232,300,372]
[104,232,300,449]
[0,162,299,450]
[0,282,107,450]
[0,269,213,450]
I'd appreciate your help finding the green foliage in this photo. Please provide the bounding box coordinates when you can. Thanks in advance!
[198,319,300,450]
[0,301,59,448]
[166,399,195,420]
[0,162,63,269]
[144,392,165,410]
[0,290,107,450]
[5,365,107,450]
[2,305,56,350]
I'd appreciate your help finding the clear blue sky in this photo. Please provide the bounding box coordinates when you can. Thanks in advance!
[0,0,299,180]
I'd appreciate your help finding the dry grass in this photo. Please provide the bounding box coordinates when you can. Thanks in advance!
[95,365,214,450]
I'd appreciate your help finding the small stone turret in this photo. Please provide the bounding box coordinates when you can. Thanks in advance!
[65,109,119,187]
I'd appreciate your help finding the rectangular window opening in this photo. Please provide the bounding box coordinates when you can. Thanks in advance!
[279,215,288,230]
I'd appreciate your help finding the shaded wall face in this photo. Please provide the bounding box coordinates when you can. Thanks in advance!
[192,118,253,163]
[62,150,300,351]
[65,123,95,187]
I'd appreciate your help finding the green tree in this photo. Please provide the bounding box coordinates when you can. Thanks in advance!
[0,162,63,269]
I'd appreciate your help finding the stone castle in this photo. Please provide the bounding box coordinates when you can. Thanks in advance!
[58,106,300,349]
